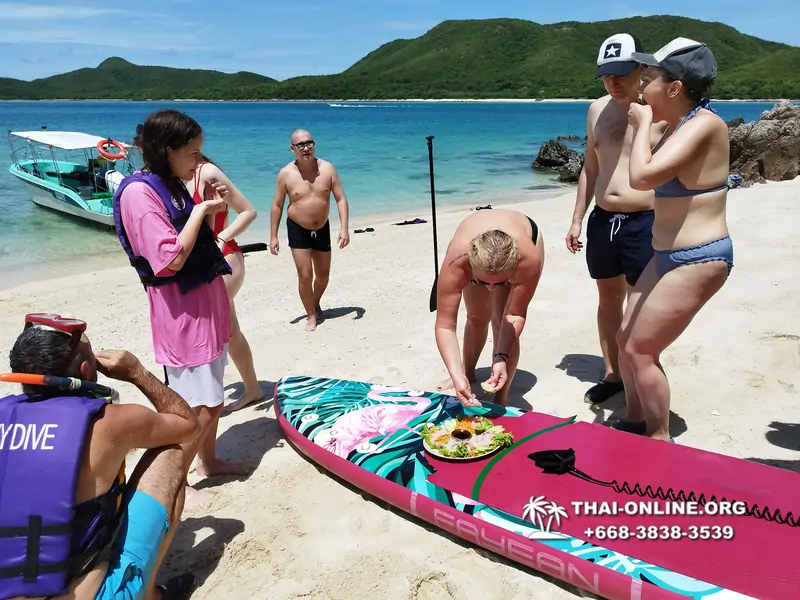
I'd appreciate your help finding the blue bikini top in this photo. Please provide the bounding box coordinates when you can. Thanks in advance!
[654,99,742,198]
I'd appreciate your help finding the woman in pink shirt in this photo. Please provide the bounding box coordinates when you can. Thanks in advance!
[113,109,247,507]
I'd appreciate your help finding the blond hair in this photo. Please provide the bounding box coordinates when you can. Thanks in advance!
[468,230,520,273]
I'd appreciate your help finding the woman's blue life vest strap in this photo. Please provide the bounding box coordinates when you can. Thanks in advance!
[111,171,231,295]
[0,391,126,600]
[654,98,743,198]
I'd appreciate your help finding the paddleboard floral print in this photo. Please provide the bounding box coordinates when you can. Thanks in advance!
[277,376,737,599]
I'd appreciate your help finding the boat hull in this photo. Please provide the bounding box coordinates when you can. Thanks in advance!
[10,169,114,228]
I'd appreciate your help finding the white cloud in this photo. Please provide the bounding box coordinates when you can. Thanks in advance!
[0,25,200,51]
[0,2,122,20]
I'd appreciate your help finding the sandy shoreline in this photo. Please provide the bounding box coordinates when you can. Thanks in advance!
[0,185,569,291]
[1,178,799,599]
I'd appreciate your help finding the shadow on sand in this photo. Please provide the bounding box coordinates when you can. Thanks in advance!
[193,416,283,490]
[290,305,366,325]
[555,353,606,385]
[746,421,800,473]
[160,515,246,590]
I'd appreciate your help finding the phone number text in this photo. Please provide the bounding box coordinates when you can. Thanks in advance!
[584,525,734,541]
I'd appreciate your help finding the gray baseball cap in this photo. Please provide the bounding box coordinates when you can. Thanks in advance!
[631,37,717,90]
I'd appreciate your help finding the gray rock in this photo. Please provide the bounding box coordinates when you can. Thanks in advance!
[729,100,800,186]
[532,139,573,169]
[532,139,585,185]
[558,153,585,183]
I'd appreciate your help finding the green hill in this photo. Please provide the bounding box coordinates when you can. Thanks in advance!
[1,57,276,100]
[2,16,799,100]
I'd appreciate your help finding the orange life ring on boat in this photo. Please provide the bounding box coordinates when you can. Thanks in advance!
[96,138,126,161]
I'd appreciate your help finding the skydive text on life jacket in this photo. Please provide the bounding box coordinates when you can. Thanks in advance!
[0,422,58,450]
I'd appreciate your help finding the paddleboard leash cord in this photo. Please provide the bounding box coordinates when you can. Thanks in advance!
[528,448,798,528]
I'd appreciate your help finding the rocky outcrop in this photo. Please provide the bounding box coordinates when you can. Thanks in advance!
[729,100,800,186]
[531,139,585,184]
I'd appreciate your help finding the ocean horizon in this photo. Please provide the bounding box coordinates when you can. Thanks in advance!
[0,99,782,279]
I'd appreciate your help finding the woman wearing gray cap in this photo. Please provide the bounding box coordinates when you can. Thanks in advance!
[612,37,738,442]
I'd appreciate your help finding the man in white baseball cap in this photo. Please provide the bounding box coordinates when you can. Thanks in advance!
[565,32,667,408]
[594,32,645,78]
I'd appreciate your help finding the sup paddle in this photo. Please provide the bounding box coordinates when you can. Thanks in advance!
[427,135,439,312]
[0,372,120,403]
[239,242,268,253]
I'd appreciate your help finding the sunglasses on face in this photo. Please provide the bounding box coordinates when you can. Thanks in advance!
[470,278,511,288]
[24,313,89,353]
[293,140,315,151]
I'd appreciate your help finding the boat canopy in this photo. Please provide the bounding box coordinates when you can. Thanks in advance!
[9,131,132,151]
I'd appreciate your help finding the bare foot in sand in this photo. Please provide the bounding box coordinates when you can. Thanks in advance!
[305,314,317,331]
[315,304,324,319]
[184,485,210,511]
[436,376,455,391]
[195,458,250,478]
[223,390,265,413]
[436,371,476,391]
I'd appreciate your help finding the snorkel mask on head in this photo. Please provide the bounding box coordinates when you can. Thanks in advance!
[24,313,89,353]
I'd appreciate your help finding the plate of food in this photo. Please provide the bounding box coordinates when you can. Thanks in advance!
[421,415,514,461]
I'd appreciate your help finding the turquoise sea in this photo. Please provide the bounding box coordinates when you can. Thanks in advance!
[0,100,779,277]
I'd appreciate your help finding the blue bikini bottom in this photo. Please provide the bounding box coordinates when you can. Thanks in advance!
[653,235,734,277]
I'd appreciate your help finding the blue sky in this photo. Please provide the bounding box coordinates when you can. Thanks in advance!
[1,0,797,81]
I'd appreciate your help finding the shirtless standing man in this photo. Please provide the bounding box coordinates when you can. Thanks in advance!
[565,33,667,405]
[270,129,351,331]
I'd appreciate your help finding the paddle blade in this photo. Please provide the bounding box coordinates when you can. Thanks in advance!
[239,243,268,253]
[429,279,437,312]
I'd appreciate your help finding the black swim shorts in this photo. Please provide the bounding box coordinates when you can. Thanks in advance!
[585,205,654,286]
[287,217,332,252]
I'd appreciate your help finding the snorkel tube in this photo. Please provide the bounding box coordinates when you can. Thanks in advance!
[0,373,120,404]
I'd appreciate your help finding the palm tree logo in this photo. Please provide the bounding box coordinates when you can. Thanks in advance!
[522,495,569,539]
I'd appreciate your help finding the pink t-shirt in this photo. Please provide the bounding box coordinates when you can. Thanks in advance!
[119,181,231,369]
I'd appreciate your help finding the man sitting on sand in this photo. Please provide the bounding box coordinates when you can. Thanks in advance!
[270,129,351,331]
[434,209,545,407]
[2,313,199,600]
[565,33,667,405]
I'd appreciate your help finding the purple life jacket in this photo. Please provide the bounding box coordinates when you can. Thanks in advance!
[0,392,122,599]
[111,171,231,295]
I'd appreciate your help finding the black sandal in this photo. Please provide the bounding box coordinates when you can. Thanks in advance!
[156,573,197,600]
[610,418,647,436]
[583,379,624,404]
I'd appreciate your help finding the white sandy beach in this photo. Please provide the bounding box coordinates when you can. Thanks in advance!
[1,178,799,599]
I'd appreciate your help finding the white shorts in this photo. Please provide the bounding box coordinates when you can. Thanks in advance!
[164,345,228,409]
